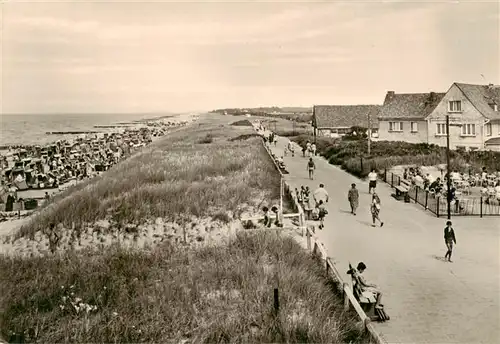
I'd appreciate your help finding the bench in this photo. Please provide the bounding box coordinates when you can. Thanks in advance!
[352,275,377,305]
[395,179,411,202]
[347,266,383,321]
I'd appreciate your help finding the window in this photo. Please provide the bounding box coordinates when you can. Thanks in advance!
[448,100,462,113]
[436,123,448,135]
[410,122,418,132]
[461,123,476,136]
[485,123,492,136]
[389,122,403,132]
[489,103,498,111]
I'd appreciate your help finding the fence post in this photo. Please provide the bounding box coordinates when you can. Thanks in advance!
[384,168,387,182]
[299,212,305,237]
[274,288,280,315]
[306,229,311,251]
[343,283,350,311]
[360,156,363,174]
[425,191,428,210]
[480,196,483,218]
[415,186,418,204]
[436,196,440,218]
[391,173,394,187]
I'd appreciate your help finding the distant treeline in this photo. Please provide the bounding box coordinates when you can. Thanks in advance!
[210,107,313,123]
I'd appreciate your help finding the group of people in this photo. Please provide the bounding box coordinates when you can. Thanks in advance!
[296,184,329,229]
[302,141,317,158]
[347,182,384,227]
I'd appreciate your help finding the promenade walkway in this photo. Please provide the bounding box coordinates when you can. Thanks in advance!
[269,135,500,344]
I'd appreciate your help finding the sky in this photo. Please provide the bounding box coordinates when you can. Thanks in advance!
[1,0,499,114]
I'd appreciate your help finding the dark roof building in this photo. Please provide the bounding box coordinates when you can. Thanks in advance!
[454,83,500,120]
[313,105,381,129]
[378,91,445,120]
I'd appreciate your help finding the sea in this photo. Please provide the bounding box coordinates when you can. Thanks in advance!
[0,113,173,147]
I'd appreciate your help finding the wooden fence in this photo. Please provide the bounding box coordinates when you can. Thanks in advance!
[306,227,387,344]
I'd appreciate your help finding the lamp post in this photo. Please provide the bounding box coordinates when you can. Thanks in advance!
[446,114,451,220]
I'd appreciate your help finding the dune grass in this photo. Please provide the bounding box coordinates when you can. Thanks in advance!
[16,119,282,239]
[0,231,370,344]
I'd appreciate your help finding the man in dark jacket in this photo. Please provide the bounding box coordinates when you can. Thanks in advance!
[444,220,457,262]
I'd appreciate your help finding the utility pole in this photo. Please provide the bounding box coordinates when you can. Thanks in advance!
[446,114,451,220]
[367,112,371,156]
[313,106,317,144]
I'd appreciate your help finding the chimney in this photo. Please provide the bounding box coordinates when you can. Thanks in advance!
[429,92,436,101]
[488,83,494,90]
[386,91,395,102]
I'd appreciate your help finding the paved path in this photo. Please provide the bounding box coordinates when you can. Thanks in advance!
[269,135,500,344]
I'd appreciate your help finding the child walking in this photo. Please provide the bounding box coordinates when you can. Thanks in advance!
[444,221,457,262]
[307,158,315,180]
[370,193,384,227]
[317,200,328,229]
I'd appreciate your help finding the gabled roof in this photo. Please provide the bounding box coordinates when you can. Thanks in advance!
[378,92,445,120]
[454,83,500,120]
[313,105,381,129]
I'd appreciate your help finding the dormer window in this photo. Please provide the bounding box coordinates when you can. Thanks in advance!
[489,103,498,111]
[448,100,462,113]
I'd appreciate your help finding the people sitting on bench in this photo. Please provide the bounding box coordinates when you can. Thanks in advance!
[348,262,383,309]
[277,156,286,170]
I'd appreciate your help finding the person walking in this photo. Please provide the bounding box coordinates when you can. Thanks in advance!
[307,158,316,180]
[348,183,359,215]
[311,143,317,157]
[302,144,307,157]
[287,140,295,157]
[317,200,328,229]
[313,183,329,206]
[306,141,311,157]
[370,192,384,227]
[368,169,378,194]
[304,188,314,220]
[444,221,457,262]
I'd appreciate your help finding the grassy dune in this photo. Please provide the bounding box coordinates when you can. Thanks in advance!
[16,118,282,239]
[1,115,370,343]
[0,231,370,343]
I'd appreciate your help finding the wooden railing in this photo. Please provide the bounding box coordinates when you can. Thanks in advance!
[307,227,387,344]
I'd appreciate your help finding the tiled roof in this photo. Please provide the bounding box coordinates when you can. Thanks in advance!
[455,83,500,120]
[378,92,445,120]
[313,105,381,129]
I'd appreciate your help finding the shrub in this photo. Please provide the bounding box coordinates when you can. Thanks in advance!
[290,135,500,178]
[230,119,253,126]
[228,133,260,141]
[197,133,214,144]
